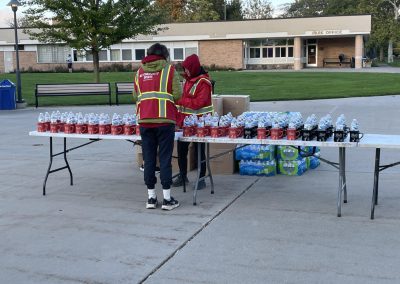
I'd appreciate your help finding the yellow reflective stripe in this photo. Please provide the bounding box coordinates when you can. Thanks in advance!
[137,92,174,103]
[159,99,167,117]
[189,78,211,96]
[135,72,141,96]
[159,64,171,92]
[180,105,214,115]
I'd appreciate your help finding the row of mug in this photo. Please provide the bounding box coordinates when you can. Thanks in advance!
[37,122,139,135]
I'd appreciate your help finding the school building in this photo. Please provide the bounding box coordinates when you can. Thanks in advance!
[0,15,371,73]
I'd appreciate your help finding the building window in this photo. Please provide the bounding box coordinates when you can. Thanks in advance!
[86,51,93,62]
[37,45,70,63]
[73,50,85,62]
[110,49,121,61]
[99,50,108,61]
[174,48,184,60]
[135,49,145,61]
[250,48,261,58]
[275,47,287,58]
[122,49,132,60]
[288,47,294,57]
[262,47,273,58]
[14,45,24,51]
[185,47,197,57]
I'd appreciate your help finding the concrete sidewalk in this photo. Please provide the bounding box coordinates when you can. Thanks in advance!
[1,97,400,283]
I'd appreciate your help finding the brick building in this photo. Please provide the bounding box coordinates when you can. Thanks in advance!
[0,15,371,73]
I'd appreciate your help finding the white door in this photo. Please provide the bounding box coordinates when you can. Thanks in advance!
[4,51,14,73]
[306,44,317,67]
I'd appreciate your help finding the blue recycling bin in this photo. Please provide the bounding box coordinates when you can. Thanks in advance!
[0,79,16,110]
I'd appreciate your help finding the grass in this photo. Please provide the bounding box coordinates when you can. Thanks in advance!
[1,71,400,106]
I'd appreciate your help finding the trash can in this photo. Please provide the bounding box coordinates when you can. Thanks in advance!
[0,79,16,110]
[350,57,355,68]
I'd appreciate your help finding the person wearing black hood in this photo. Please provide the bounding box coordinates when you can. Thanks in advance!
[172,54,214,189]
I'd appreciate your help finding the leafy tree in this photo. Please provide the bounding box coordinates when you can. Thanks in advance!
[7,15,32,28]
[23,0,162,82]
[243,0,273,19]
[182,0,220,21]
[211,0,226,20]
[226,0,244,20]
[155,0,186,23]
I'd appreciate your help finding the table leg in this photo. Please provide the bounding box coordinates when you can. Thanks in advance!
[193,142,202,205]
[337,147,346,217]
[343,147,347,203]
[43,137,54,196]
[370,148,381,220]
[206,142,214,194]
[64,138,73,186]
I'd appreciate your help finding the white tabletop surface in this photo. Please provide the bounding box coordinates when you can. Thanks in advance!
[179,135,357,148]
[31,131,400,149]
[29,131,183,141]
[358,134,400,149]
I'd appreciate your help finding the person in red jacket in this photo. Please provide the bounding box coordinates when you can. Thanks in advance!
[133,43,181,210]
[172,54,214,190]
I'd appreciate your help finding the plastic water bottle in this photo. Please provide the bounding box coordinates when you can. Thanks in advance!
[38,113,45,123]
[351,119,359,131]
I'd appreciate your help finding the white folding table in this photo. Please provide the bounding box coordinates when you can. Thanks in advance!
[180,136,358,217]
[358,134,400,219]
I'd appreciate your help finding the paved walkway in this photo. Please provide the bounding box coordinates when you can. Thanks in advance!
[243,66,400,73]
[1,96,400,283]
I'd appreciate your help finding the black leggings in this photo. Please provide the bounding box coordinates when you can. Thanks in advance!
[177,141,206,178]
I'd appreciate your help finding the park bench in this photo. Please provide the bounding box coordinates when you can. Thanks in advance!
[323,58,351,67]
[115,82,134,105]
[35,83,111,108]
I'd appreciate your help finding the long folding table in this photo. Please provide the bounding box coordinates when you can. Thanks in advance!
[180,136,357,217]
[358,134,400,219]
[28,131,184,195]
[30,131,400,219]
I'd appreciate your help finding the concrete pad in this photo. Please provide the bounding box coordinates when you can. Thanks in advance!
[1,96,400,283]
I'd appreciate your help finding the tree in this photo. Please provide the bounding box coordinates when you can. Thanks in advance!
[7,15,32,28]
[226,0,244,20]
[243,0,273,19]
[23,0,163,82]
[182,0,220,21]
[155,0,186,23]
[382,0,400,62]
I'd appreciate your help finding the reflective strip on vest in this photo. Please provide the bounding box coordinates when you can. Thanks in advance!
[136,64,174,119]
[137,92,174,103]
[189,78,211,96]
[178,105,214,115]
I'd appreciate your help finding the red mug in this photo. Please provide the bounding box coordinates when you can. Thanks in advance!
[111,125,123,135]
[228,127,244,139]
[59,123,65,132]
[204,126,211,136]
[88,124,99,134]
[99,124,111,135]
[64,123,76,134]
[37,122,47,132]
[76,124,88,134]
[210,127,224,138]
[286,128,301,140]
[50,122,60,133]
[44,121,50,131]
[270,128,284,140]
[257,128,270,139]
[196,127,206,137]
[124,125,136,135]
[183,126,195,137]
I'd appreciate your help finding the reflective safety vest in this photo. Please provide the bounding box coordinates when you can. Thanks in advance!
[135,64,177,121]
[176,76,214,116]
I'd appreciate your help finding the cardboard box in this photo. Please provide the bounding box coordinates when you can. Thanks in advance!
[208,143,238,175]
[219,95,250,116]
[212,95,223,116]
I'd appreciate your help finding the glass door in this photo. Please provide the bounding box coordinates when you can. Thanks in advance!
[307,44,317,67]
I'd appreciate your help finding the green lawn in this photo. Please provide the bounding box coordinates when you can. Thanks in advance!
[1,71,399,106]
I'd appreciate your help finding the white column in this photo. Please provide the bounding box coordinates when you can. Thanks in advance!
[355,35,363,69]
[294,37,302,70]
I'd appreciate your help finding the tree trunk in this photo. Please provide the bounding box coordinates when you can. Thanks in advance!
[92,49,100,83]
[379,47,384,61]
[388,40,394,63]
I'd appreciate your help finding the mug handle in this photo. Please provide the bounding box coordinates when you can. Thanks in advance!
[358,132,364,140]
[278,130,284,138]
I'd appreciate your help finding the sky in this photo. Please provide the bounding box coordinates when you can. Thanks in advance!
[0,0,294,28]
